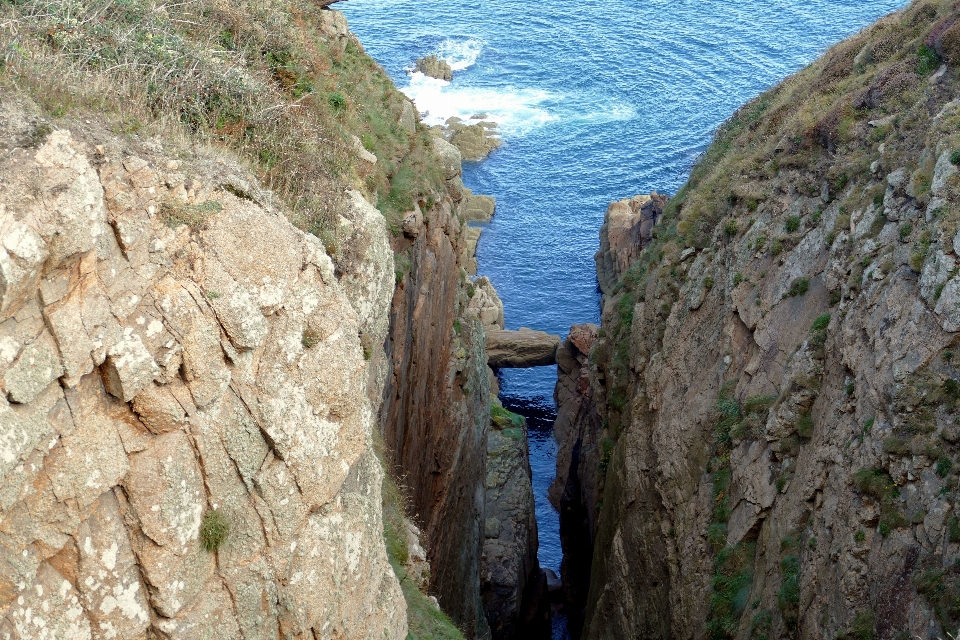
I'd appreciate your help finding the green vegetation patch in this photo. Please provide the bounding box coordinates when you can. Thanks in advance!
[853,467,907,536]
[707,542,756,640]
[490,403,524,430]
[0,0,446,248]
[200,510,230,552]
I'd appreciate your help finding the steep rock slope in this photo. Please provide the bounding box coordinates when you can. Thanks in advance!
[0,104,405,639]
[0,0,494,637]
[561,1,960,638]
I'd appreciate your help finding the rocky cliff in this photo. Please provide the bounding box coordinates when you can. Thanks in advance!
[0,0,517,637]
[381,134,493,639]
[559,1,960,638]
[0,102,406,639]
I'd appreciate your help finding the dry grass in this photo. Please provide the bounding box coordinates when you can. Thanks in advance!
[663,0,958,249]
[0,0,444,244]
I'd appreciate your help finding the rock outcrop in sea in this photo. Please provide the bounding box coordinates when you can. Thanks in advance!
[415,54,453,81]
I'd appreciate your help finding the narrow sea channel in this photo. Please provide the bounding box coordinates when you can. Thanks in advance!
[340,1,909,637]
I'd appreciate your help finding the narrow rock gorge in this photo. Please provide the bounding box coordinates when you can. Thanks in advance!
[554,1,960,638]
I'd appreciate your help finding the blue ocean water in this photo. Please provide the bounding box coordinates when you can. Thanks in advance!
[341,0,906,613]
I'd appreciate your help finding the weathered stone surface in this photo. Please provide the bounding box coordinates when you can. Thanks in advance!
[446,118,503,162]
[465,276,505,330]
[0,222,47,316]
[463,192,496,222]
[383,183,491,636]
[595,192,668,295]
[0,89,407,639]
[73,491,152,639]
[487,328,561,368]
[0,562,93,639]
[2,330,62,403]
[102,330,160,402]
[48,375,130,511]
[481,406,545,639]
[415,54,453,81]
[432,137,463,180]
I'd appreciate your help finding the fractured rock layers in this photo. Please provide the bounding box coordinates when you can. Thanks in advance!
[0,106,406,639]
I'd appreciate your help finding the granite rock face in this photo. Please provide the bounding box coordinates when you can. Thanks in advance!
[466,276,505,331]
[481,405,549,640]
[0,105,406,639]
[595,192,668,296]
[415,54,453,81]
[383,178,492,638]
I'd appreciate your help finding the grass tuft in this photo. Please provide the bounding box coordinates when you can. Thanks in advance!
[200,510,230,552]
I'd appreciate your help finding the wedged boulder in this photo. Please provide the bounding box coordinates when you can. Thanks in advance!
[481,404,549,639]
[487,328,561,368]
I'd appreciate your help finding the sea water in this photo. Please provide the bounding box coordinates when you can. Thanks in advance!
[340,0,907,630]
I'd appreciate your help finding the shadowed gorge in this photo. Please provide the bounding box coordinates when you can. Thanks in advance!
[5,0,960,639]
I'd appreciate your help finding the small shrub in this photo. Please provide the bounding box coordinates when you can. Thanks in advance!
[302,328,321,349]
[951,150,960,166]
[810,313,830,347]
[328,91,347,113]
[833,173,849,192]
[797,412,814,439]
[785,215,800,233]
[936,456,954,478]
[453,319,461,334]
[160,200,223,230]
[854,529,866,544]
[811,313,830,333]
[704,276,715,290]
[846,382,855,396]
[200,510,230,552]
[899,223,913,240]
[733,272,743,286]
[771,238,783,256]
[787,278,810,297]
[918,44,942,75]
[949,515,960,543]
[850,611,876,640]
[724,220,738,237]
[777,554,800,627]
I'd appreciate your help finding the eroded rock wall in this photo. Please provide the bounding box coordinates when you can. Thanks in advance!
[480,403,552,640]
[0,101,406,639]
[382,139,492,638]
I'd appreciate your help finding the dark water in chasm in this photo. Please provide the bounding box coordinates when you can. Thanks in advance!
[340,0,908,635]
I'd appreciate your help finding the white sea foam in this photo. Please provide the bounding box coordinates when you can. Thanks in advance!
[437,37,485,71]
[402,72,555,135]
